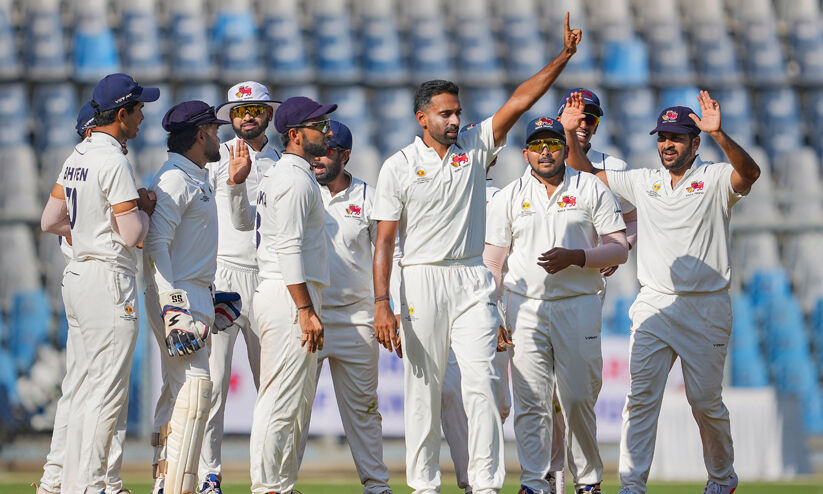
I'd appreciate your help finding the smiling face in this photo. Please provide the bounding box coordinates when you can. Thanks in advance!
[573,107,600,149]
[523,131,568,180]
[313,146,350,185]
[657,131,699,171]
[417,92,462,147]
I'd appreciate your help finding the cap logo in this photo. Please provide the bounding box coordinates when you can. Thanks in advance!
[662,110,678,121]
[579,89,593,99]
[236,86,253,98]
[536,117,555,127]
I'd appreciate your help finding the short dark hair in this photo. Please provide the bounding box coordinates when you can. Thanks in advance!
[280,131,292,148]
[93,100,140,127]
[413,80,459,113]
[167,126,201,155]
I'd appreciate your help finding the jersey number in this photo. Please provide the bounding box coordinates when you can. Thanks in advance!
[65,187,78,228]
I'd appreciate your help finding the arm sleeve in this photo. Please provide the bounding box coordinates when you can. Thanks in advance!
[623,208,638,248]
[143,173,188,293]
[112,207,150,247]
[41,195,72,237]
[483,243,509,296]
[372,158,404,221]
[227,182,256,231]
[584,231,629,268]
[272,174,310,285]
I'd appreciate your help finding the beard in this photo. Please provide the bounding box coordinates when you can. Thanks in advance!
[531,158,565,180]
[303,139,329,158]
[432,124,459,146]
[659,144,694,171]
[234,120,267,141]
[205,144,221,163]
[315,160,343,185]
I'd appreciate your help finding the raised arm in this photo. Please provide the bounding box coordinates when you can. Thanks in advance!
[558,92,609,186]
[226,139,257,231]
[492,12,582,146]
[689,90,760,194]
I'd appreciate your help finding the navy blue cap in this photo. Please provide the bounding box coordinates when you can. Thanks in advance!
[524,117,566,146]
[328,120,352,150]
[162,101,230,133]
[76,101,96,138]
[557,87,603,117]
[91,73,160,112]
[274,96,337,133]
[649,106,700,135]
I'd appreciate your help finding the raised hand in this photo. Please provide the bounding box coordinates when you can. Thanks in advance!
[689,90,722,135]
[228,138,252,185]
[563,12,583,56]
[559,92,586,132]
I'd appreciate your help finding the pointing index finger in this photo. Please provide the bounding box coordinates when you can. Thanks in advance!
[565,12,570,33]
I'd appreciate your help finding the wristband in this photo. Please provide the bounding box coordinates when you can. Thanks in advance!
[374,296,390,303]
[297,303,313,311]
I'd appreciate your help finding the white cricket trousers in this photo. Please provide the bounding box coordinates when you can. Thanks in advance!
[40,315,129,494]
[250,278,323,494]
[146,281,213,490]
[506,291,604,492]
[441,348,511,493]
[619,287,734,494]
[59,260,139,494]
[200,261,262,481]
[297,298,391,494]
[399,259,504,494]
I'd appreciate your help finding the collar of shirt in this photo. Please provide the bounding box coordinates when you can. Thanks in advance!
[167,152,209,180]
[662,154,709,192]
[320,172,363,203]
[526,166,580,209]
[280,152,315,174]
[88,131,125,152]
[227,135,280,162]
[411,135,465,164]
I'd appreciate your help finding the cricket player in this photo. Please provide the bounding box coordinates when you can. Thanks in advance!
[289,119,392,494]
[37,100,148,494]
[484,116,629,494]
[199,81,281,494]
[144,101,232,494]
[247,96,335,494]
[39,73,159,494]
[562,91,761,494]
[372,14,582,494]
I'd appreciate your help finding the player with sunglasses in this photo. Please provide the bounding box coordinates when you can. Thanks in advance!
[483,117,629,494]
[195,82,282,494]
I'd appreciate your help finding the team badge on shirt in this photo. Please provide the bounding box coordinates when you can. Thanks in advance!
[647,180,663,197]
[686,180,705,194]
[450,152,469,169]
[121,304,137,321]
[414,167,432,184]
[404,305,419,322]
[199,185,210,202]
[520,200,535,217]
[345,204,362,217]
[557,195,577,208]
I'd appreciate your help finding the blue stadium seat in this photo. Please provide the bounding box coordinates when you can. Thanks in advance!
[0,145,42,222]
[0,348,21,414]
[611,88,657,156]
[168,9,215,81]
[373,88,418,157]
[464,86,508,128]
[133,83,171,151]
[0,83,29,146]
[0,2,19,80]
[409,15,455,82]
[658,86,701,115]
[746,268,792,310]
[646,22,695,86]
[693,28,744,87]
[9,289,52,374]
[601,37,649,88]
[755,88,803,161]
[803,89,823,157]
[608,296,634,336]
[361,13,407,85]
[212,8,264,82]
[323,86,371,146]
[812,297,823,349]
[32,83,79,151]
[174,83,220,107]
[72,12,120,83]
[710,87,756,148]
[313,12,360,84]
[455,21,504,85]
[789,20,823,86]
[730,346,769,387]
[262,8,313,84]
[773,353,816,393]
[55,312,68,350]
[741,21,789,87]
[501,12,548,83]
[120,7,166,81]
[802,386,823,434]
[22,4,68,80]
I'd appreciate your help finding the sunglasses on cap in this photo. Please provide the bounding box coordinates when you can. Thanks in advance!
[582,112,600,126]
[230,104,268,120]
[287,119,331,134]
[526,138,565,154]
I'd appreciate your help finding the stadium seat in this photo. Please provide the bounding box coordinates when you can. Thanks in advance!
[32,83,80,151]
[0,348,21,415]
[0,226,42,310]
[709,87,756,148]
[692,28,744,87]
[773,147,822,217]
[657,86,701,115]
[23,0,68,80]
[0,83,29,146]
[312,2,360,84]
[601,37,649,88]
[500,7,548,83]
[323,86,371,147]
[611,88,657,155]
[789,19,823,87]
[133,83,171,151]
[373,87,418,157]
[801,386,823,434]
[168,2,215,81]
[135,145,168,186]
[463,86,508,128]
[119,1,166,81]
[454,17,504,86]
[608,296,634,336]
[0,0,19,80]
[409,14,455,83]
[0,145,42,222]
[746,267,792,312]
[361,12,408,85]
[732,234,782,290]
[262,1,313,84]
[9,289,52,374]
[755,88,803,161]
[682,0,725,27]
[741,21,789,87]
[646,23,696,87]
[174,82,220,107]
[212,4,264,83]
[72,6,120,83]
[634,0,678,31]
[803,89,823,157]
[730,346,770,387]
[727,0,776,23]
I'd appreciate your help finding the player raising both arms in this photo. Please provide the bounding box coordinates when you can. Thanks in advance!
[372,13,582,494]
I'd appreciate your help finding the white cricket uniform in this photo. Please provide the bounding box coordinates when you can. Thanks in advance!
[54,132,141,494]
[373,117,505,494]
[249,153,329,494]
[41,238,129,494]
[199,137,280,480]
[605,156,744,493]
[440,181,511,493]
[292,174,393,494]
[486,166,625,491]
[143,152,218,489]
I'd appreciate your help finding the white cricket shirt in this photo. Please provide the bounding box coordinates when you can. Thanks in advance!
[605,156,744,294]
[56,132,140,274]
[588,147,636,214]
[207,136,280,269]
[320,174,376,307]
[256,153,329,288]
[486,179,500,204]
[373,116,504,266]
[144,153,218,293]
[486,166,625,300]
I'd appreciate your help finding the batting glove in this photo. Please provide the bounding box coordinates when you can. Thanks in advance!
[212,291,242,334]
[159,289,209,357]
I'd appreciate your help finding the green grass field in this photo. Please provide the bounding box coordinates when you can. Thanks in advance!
[4,477,823,494]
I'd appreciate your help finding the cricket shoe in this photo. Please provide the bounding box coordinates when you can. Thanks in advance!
[703,473,738,494]
[576,483,601,494]
[200,474,221,494]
